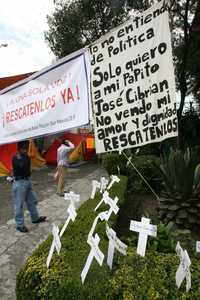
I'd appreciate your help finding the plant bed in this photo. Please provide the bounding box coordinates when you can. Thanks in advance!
[16,176,128,300]
[108,248,200,300]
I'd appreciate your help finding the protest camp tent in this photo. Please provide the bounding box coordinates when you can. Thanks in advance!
[0,72,35,91]
[0,140,46,177]
[0,143,17,176]
[44,132,95,165]
[28,140,46,170]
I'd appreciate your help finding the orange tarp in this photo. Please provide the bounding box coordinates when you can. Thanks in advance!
[28,140,46,170]
[0,140,46,176]
[0,162,9,177]
[0,143,17,176]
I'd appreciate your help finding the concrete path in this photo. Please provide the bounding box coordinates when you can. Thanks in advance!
[0,163,107,300]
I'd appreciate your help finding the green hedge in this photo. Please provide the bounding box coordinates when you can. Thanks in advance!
[16,176,128,300]
[108,249,200,300]
[16,173,200,300]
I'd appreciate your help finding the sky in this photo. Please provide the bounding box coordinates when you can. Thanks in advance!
[0,0,56,78]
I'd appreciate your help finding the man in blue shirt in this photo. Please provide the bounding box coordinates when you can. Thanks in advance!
[12,141,46,233]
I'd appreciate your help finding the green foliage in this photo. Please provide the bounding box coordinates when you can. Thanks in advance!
[171,228,196,255]
[102,152,161,193]
[179,115,200,149]
[159,147,200,200]
[125,222,176,255]
[101,152,128,176]
[172,0,200,103]
[108,249,200,300]
[16,176,128,300]
[16,173,200,300]
[45,0,127,58]
[149,222,176,253]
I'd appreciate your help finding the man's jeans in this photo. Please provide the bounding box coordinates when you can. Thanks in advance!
[12,179,39,227]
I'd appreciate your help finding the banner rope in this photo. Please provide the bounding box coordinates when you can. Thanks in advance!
[122,151,160,201]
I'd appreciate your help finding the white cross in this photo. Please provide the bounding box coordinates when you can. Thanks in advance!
[130,217,157,257]
[104,196,119,221]
[94,191,110,211]
[64,191,80,205]
[107,175,120,190]
[87,212,108,242]
[46,224,62,268]
[59,203,77,238]
[94,191,119,217]
[176,242,191,292]
[106,225,127,269]
[196,241,200,252]
[81,233,104,284]
[100,177,109,193]
[90,180,101,199]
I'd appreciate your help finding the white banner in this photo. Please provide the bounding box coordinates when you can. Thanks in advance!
[0,49,90,144]
[90,1,177,153]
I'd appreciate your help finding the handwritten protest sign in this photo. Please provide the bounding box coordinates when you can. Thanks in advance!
[90,0,177,153]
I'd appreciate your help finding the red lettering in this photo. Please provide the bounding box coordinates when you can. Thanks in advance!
[76,85,80,100]
[11,111,15,122]
[67,88,74,102]
[61,88,67,104]
[6,112,10,123]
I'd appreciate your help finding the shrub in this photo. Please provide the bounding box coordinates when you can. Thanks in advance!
[101,152,128,176]
[159,147,200,200]
[16,176,128,300]
[158,147,200,229]
[109,248,200,300]
[102,152,161,193]
[16,174,200,300]
[148,222,176,253]
[125,221,176,255]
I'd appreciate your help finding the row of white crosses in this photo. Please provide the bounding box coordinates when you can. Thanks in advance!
[89,175,194,292]
[46,191,80,268]
[90,175,120,200]
[82,175,126,283]
[82,176,159,284]
[130,217,193,292]
[46,175,194,292]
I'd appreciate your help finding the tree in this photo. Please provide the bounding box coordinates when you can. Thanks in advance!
[45,0,127,58]
[169,0,200,119]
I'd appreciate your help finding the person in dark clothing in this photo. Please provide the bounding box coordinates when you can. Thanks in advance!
[12,141,46,233]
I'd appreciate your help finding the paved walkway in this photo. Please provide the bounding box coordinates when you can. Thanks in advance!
[0,163,107,300]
